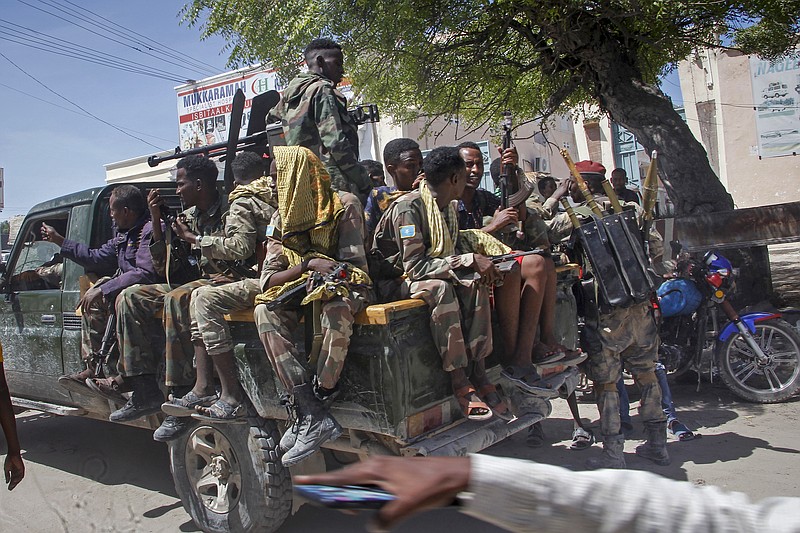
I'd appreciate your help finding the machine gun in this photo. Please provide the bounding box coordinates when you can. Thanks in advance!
[497,111,525,240]
[265,262,351,311]
[348,104,380,125]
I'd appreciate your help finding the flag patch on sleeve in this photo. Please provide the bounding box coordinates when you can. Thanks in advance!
[266,225,276,237]
[399,225,416,239]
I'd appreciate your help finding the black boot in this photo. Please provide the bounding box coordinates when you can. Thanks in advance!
[585,434,626,469]
[281,383,341,467]
[109,375,163,422]
[636,420,671,465]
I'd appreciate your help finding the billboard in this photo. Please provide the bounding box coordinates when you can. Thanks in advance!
[176,66,358,153]
[176,66,284,151]
[750,54,800,158]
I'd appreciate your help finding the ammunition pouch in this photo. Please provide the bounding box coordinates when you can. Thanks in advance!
[574,211,654,312]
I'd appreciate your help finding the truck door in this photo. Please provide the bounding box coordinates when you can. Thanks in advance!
[0,212,70,403]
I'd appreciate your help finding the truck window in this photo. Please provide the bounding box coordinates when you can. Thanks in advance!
[8,217,68,291]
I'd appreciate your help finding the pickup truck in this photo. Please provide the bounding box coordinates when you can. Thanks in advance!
[0,182,581,533]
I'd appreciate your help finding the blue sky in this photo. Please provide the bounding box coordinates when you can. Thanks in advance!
[0,0,230,218]
[0,1,684,220]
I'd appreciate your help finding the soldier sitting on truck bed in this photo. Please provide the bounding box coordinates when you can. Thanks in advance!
[157,151,276,440]
[253,145,372,467]
[41,185,163,398]
[372,146,515,421]
[97,154,264,429]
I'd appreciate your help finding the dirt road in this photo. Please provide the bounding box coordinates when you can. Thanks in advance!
[2,380,798,532]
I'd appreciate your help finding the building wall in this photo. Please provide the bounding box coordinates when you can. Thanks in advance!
[679,49,800,208]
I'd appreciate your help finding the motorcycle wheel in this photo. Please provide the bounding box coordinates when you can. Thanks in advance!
[717,318,800,403]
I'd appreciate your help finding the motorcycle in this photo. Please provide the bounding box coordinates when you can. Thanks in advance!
[657,246,800,403]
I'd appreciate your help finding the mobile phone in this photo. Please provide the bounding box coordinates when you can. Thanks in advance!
[294,484,395,510]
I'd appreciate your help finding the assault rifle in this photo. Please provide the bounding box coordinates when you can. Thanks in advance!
[491,249,546,263]
[265,262,351,311]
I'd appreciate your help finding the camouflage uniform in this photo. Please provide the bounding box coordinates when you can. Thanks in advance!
[371,189,493,371]
[253,192,370,391]
[191,193,276,356]
[549,196,665,436]
[280,71,371,200]
[117,197,227,387]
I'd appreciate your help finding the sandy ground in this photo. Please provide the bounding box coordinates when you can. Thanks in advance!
[1,379,798,532]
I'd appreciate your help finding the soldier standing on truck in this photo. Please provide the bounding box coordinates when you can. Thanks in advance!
[547,161,668,470]
[42,185,163,399]
[158,152,277,437]
[253,146,371,467]
[279,38,372,203]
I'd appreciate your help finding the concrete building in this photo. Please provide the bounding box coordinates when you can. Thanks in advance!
[678,48,800,208]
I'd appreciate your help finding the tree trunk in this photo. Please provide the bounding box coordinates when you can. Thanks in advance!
[593,59,734,215]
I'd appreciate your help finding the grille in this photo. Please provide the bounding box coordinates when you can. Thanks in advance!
[63,312,82,331]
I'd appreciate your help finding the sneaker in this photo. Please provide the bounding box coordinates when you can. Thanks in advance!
[153,416,192,442]
[109,376,163,422]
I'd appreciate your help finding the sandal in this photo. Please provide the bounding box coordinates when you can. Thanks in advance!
[454,385,493,421]
[669,420,699,441]
[501,365,555,397]
[531,343,565,366]
[477,384,514,422]
[191,399,247,423]
[161,390,218,417]
[557,347,587,367]
[569,427,595,450]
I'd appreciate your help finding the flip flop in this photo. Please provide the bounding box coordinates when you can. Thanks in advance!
[569,427,595,450]
[191,399,248,424]
[454,385,493,421]
[559,349,587,367]
[537,369,571,397]
[477,383,514,422]
[669,420,699,441]
[500,365,555,397]
[161,390,218,417]
[531,343,565,366]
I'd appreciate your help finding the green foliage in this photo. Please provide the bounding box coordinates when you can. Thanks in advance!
[181,0,800,129]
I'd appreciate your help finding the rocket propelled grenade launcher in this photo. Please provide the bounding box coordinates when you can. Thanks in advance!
[560,149,604,218]
[641,150,659,222]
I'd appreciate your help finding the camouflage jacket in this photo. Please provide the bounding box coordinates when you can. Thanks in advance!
[151,195,227,279]
[370,190,476,283]
[260,192,370,292]
[280,71,371,198]
[198,192,275,275]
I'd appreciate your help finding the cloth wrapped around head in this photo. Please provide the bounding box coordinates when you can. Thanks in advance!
[255,146,369,306]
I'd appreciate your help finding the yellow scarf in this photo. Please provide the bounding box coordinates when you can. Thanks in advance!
[254,146,369,306]
[227,175,276,208]
[418,179,510,258]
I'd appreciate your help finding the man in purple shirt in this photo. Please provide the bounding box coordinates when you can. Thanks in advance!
[42,185,164,397]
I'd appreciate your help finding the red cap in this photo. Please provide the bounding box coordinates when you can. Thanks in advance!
[575,160,606,176]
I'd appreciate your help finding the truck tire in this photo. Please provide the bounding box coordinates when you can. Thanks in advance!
[169,411,291,533]
[717,318,800,403]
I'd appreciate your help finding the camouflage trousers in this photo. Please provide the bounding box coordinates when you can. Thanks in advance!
[585,300,664,436]
[116,279,215,387]
[404,278,492,372]
[253,293,366,392]
[81,301,110,362]
[191,278,260,356]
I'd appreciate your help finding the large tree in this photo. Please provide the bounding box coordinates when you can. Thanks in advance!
[183,0,800,215]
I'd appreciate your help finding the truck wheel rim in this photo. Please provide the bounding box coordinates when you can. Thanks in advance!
[185,426,243,514]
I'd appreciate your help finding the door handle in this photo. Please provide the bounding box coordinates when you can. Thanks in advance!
[41,314,56,325]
